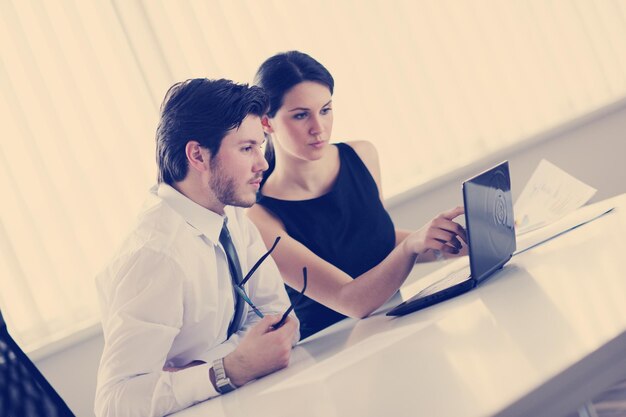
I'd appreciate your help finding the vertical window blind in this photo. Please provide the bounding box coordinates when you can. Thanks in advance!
[1,0,625,348]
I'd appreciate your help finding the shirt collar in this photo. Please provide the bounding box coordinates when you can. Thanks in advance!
[154,183,224,244]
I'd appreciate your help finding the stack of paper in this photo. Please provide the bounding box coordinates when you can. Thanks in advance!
[514,159,597,235]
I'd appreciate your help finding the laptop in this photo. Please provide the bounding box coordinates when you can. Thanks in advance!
[387,160,516,316]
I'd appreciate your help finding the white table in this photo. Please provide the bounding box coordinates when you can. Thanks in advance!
[173,194,626,417]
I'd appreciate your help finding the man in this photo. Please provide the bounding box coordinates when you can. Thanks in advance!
[95,79,299,417]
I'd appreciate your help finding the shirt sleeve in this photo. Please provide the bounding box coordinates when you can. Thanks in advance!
[95,249,218,417]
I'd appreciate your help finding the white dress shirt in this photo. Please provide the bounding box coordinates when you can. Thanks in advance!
[95,183,298,417]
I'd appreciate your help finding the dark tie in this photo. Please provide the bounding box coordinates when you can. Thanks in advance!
[219,219,245,338]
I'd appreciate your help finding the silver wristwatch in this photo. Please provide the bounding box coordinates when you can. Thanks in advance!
[212,357,237,394]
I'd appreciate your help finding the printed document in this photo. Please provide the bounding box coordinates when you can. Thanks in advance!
[514,159,596,235]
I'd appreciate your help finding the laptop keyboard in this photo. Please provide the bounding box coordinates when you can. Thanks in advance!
[417,266,472,297]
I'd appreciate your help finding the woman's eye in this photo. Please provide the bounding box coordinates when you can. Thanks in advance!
[293,112,308,120]
[321,107,332,115]
[242,146,253,152]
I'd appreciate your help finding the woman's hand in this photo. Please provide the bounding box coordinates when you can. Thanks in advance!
[402,206,467,259]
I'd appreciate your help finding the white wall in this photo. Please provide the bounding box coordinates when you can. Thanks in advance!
[32,100,626,417]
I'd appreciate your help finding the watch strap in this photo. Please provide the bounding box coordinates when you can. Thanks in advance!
[212,357,237,394]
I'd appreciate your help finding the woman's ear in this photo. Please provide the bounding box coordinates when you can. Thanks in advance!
[261,115,274,134]
[185,141,209,173]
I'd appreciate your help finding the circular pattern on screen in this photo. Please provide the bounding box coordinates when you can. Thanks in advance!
[485,168,513,254]
[494,189,507,226]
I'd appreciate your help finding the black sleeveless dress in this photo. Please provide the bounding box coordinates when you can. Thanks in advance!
[257,143,396,339]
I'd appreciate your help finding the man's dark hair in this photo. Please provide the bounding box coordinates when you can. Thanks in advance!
[156,78,269,184]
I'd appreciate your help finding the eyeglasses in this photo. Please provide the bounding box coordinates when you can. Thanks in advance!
[234,236,308,330]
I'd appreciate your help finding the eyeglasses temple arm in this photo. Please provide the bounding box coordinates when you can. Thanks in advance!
[234,286,265,319]
[272,267,307,330]
[240,236,281,287]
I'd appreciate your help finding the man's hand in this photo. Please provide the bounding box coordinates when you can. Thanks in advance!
[223,315,297,387]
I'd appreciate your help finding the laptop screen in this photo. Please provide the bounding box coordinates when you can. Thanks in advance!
[463,161,516,283]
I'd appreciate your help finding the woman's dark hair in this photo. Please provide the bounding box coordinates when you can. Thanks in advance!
[155,78,268,184]
[253,51,334,184]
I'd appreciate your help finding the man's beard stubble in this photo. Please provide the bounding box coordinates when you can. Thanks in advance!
[208,158,255,208]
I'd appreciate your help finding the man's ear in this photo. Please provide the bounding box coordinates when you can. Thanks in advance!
[261,115,274,134]
[185,141,209,173]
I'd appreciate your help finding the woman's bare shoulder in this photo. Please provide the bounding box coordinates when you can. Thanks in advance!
[343,140,382,193]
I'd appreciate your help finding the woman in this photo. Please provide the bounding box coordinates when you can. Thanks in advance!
[248,51,467,339]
